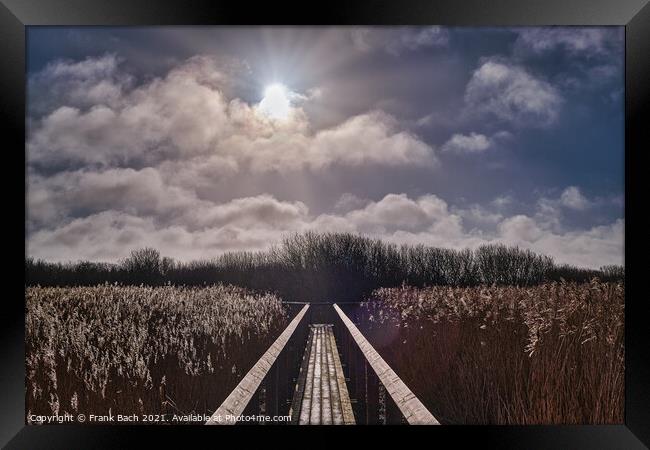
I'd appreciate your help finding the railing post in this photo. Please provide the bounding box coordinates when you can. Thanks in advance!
[356,345,366,423]
[365,361,379,424]
[279,342,290,417]
[242,385,259,420]
[386,395,405,424]
[352,322,363,422]
[378,382,387,424]
[266,362,279,420]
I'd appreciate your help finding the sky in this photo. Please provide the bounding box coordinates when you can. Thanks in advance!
[25,26,625,268]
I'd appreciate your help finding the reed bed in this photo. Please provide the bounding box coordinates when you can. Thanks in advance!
[26,284,288,422]
[359,279,624,424]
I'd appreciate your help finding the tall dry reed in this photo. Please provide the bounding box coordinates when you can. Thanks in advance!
[360,279,624,424]
[26,284,288,422]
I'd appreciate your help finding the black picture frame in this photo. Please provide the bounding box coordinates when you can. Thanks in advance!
[2,0,648,448]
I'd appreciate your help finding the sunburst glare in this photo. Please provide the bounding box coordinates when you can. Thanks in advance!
[258,83,291,119]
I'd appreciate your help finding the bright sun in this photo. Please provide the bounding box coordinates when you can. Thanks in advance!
[259,83,291,119]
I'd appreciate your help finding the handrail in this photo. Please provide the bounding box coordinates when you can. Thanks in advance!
[333,304,440,425]
[206,304,310,425]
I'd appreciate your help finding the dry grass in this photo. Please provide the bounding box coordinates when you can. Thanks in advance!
[25,284,288,422]
[360,279,624,424]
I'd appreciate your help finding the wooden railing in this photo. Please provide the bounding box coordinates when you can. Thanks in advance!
[205,304,309,424]
[206,301,438,425]
[333,304,439,425]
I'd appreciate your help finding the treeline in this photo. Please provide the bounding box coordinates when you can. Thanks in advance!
[25,232,624,302]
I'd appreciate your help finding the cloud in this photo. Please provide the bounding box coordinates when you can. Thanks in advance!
[28,210,298,262]
[28,55,436,174]
[180,194,309,232]
[350,27,449,55]
[27,167,196,229]
[27,54,134,117]
[329,194,622,268]
[441,130,514,154]
[497,216,623,268]
[532,186,593,231]
[333,193,462,236]
[28,187,623,268]
[554,63,622,95]
[239,110,437,172]
[464,58,563,127]
[453,205,503,229]
[559,186,590,210]
[28,190,312,262]
[334,193,370,212]
[25,51,622,270]
[498,215,545,242]
[442,132,491,154]
[490,195,514,209]
[27,166,309,233]
[513,28,624,100]
[514,28,624,58]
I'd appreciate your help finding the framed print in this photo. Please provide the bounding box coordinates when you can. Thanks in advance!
[2,0,649,448]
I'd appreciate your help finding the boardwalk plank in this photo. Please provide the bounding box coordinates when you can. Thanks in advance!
[310,327,322,424]
[330,333,355,424]
[290,328,314,424]
[299,327,318,424]
[206,305,309,425]
[333,304,439,425]
[293,324,355,425]
[321,327,333,425]
[324,327,342,425]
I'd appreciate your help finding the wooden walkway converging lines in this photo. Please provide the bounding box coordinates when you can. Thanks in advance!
[205,304,309,425]
[333,304,440,425]
[206,302,438,425]
[290,324,355,425]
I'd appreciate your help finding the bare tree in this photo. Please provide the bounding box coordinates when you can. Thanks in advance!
[121,248,163,285]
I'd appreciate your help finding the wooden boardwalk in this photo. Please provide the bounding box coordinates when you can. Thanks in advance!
[207,303,438,425]
[290,324,355,425]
